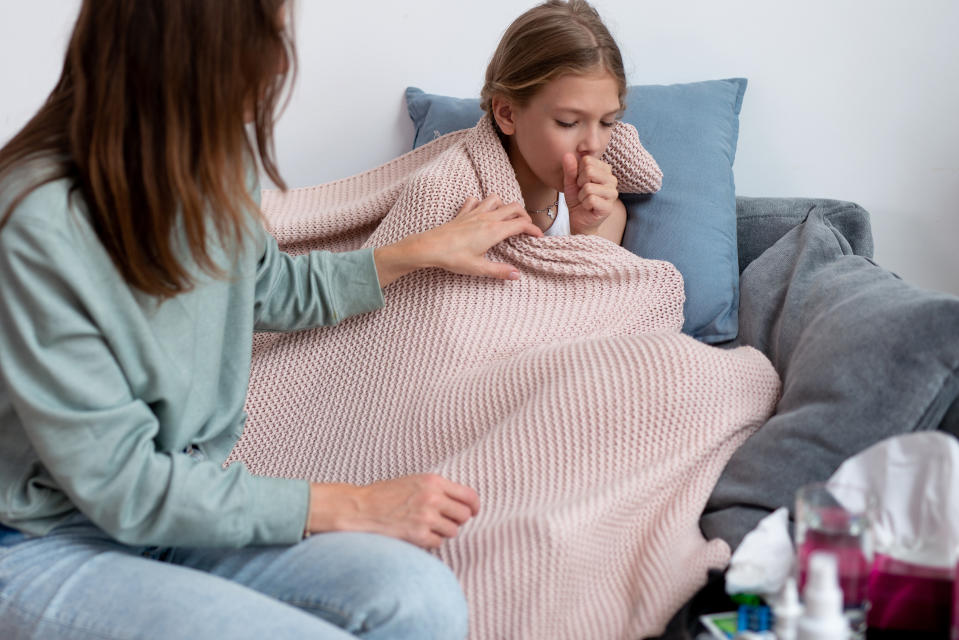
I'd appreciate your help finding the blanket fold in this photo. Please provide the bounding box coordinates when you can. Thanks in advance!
[230,116,780,639]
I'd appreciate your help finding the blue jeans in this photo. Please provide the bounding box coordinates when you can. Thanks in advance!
[0,516,468,639]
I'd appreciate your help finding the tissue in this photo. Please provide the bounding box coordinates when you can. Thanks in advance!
[829,431,959,569]
[725,507,794,598]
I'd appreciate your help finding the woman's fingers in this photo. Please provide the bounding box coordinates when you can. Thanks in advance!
[457,196,479,214]
[490,201,527,221]
[458,194,502,218]
[418,530,446,549]
[464,259,518,281]
[465,197,528,224]
[475,195,504,214]
[505,216,543,240]
[459,199,541,242]
[442,479,481,515]
[440,500,475,525]
[430,517,460,540]
[357,474,481,548]
[407,478,475,547]
[478,218,543,253]
[454,195,500,220]
[417,193,543,281]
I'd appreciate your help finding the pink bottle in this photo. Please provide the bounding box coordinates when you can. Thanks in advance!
[953,558,959,640]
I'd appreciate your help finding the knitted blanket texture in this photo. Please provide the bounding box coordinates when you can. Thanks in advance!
[229,116,781,639]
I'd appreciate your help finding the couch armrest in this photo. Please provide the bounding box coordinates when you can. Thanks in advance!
[736,196,874,273]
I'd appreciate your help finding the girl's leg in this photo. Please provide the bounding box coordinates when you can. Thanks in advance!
[0,520,364,640]
[169,531,469,640]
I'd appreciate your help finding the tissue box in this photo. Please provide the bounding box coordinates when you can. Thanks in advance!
[866,554,952,634]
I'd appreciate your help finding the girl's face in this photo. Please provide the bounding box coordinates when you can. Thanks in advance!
[494,70,621,192]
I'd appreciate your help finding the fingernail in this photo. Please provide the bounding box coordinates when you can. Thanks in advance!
[509,271,520,280]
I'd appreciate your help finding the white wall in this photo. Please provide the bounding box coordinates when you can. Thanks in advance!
[2,1,957,295]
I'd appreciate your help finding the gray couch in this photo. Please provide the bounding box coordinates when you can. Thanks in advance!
[653,196,959,640]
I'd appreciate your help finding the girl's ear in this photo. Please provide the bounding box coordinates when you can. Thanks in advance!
[491,96,518,135]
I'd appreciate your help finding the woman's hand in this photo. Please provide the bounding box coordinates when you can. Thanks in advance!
[563,153,626,242]
[307,474,480,549]
[373,195,543,287]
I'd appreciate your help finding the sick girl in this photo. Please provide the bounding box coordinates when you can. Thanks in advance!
[480,0,659,243]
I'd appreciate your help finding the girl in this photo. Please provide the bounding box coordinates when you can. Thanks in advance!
[0,1,541,639]
[482,0,640,243]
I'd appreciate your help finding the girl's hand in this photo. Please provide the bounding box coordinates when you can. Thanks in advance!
[563,153,622,237]
[307,474,480,549]
[374,195,543,286]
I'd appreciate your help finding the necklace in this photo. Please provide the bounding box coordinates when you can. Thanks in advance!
[527,197,559,221]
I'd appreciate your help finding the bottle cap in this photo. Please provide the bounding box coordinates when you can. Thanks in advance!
[773,577,802,640]
[804,552,843,617]
[798,552,848,640]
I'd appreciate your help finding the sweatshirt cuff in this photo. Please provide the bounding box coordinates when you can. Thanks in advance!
[247,476,311,545]
[330,247,385,319]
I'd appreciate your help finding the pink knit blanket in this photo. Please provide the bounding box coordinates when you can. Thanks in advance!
[229,116,781,639]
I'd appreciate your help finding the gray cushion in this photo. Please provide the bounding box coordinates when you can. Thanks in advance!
[939,395,959,438]
[701,206,959,549]
[735,196,874,273]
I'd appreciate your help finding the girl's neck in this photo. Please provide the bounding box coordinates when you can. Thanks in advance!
[505,138,557,213]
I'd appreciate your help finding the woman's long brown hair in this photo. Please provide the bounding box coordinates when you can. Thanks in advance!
[0,0,296,297]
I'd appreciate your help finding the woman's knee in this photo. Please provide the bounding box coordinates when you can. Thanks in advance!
[310,532,469,640]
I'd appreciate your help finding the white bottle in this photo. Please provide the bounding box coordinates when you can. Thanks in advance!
[797,552,849,640]
[773,577,802,640]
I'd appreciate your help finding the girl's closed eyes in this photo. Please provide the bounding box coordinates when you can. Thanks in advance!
[554,119,617,128]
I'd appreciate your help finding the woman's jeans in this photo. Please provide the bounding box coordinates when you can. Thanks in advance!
[0,517,468,639]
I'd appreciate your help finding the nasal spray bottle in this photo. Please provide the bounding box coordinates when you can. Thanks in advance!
[797,551,849,640]
[773,577,802,640]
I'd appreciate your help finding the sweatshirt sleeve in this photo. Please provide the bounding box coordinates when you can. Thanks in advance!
[0,216,309,547]
[252,227,385,332]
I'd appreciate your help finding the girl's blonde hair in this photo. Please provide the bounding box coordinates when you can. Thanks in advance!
[480,0,626,119]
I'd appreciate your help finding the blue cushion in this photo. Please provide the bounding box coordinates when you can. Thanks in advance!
[407,89,486,150]
[405,79,747,343]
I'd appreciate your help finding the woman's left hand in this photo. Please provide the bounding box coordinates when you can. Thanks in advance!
[373,194,543,287]
[563,153,620,236]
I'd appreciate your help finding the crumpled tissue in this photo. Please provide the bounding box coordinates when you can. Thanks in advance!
[725,507,794,599]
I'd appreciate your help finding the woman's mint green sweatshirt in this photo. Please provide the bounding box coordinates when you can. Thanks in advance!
[0,171,385,547]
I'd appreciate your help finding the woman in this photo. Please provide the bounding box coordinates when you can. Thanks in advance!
[0,2,541,638]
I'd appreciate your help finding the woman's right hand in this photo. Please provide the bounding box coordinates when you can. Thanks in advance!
[373,194,543,287]
[307,474,480,549]
[421,194,543,279]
